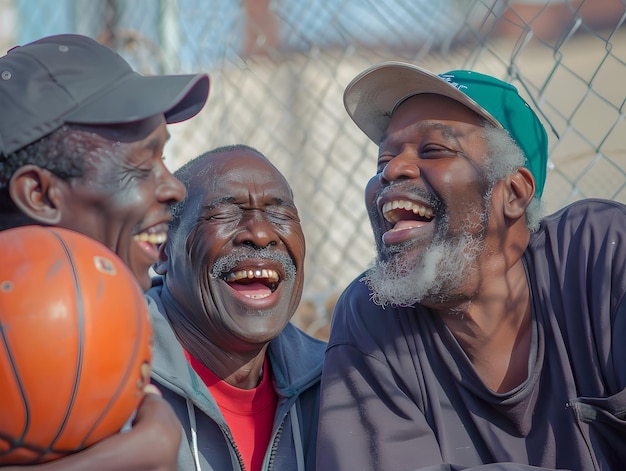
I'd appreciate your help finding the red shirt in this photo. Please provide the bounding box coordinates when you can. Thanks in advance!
[185,352,278,471]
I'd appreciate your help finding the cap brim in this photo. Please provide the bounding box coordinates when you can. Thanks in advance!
[343,61,501,144]
[64,72,210,125]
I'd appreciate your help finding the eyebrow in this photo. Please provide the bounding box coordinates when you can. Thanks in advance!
[430,122,463,139]
[203,194,295,210]
[268,197,296,209]
[203,196,236,209]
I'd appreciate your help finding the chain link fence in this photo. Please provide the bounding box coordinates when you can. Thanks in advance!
[3,0,625,337]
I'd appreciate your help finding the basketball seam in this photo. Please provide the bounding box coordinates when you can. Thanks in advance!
[78,286,147,447]
[47,229,85,453]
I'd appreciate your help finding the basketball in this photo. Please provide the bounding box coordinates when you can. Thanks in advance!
[0,226,153,464]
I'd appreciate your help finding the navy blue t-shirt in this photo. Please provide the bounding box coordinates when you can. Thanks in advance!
[318,199,626,471]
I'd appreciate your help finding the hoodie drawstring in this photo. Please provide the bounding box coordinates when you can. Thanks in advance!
[289,403,305,471]
[187,398,202,470]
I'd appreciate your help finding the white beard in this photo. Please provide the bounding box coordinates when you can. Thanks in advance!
[362,218,486,308]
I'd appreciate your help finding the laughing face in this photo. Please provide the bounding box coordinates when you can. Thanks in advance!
[55,115,185,291]
[163,148,305,350]
[363,94,495,307]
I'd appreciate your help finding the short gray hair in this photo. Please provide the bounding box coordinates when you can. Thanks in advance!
[482,125,543,232]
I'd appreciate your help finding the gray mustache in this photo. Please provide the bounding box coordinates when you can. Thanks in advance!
[210,247,296,281]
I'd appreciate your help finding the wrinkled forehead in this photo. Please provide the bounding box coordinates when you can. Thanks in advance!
[191,150,293,200]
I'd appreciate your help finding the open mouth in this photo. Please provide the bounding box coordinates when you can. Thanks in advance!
[132,223,169,261]
[222,268,280,299]
[133,231,167,245]
[382,199,434,231]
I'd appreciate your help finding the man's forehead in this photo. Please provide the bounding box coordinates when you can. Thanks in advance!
[381,94,486,142]
[193,166,292,203]
[211,151,287,183]
[393,93,484,121]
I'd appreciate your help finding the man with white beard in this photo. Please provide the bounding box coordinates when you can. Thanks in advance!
[362,125,530,309]
[316,62,626,471]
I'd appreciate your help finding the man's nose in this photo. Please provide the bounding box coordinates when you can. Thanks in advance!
[380,150,421,184]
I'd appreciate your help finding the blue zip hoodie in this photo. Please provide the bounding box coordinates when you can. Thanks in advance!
[145,281,326,471]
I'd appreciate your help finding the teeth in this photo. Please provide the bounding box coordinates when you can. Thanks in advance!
[226,269,279,282]
[133,232,167,244]
[382,200,433,222]
[244,293,271,299]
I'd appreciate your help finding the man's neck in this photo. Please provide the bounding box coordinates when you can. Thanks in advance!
[437,259,532,393]
[185,346,267,390]
[176,326,268,390]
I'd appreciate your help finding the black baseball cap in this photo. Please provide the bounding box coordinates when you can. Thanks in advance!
[0,34,210,155]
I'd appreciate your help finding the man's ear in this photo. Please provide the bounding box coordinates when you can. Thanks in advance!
[9,165,62,224]
[153,241,169,275]
[503,167,535,220]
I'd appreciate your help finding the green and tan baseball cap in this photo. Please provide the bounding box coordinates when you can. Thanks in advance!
[343,61,549,197]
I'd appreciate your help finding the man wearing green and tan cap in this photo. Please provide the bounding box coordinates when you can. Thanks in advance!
[317,62,626,470]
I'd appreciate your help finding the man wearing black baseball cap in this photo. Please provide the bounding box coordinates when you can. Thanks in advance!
[317,62,626,470]
[0,34,209,470]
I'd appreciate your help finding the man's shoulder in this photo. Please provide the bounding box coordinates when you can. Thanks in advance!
[532,198,626,248]
[326,274,411,352]
[540,198,626,228]
[269,323,325,391]
[274,323,327,370]
[333,273,394,322]
[527,198,626,290]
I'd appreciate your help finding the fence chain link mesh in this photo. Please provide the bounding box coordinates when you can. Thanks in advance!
[3,0,625,336]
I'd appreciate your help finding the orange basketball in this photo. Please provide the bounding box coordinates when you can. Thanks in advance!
[0,226,153,464]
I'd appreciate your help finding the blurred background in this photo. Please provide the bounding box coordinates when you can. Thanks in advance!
[2,0,624,340]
